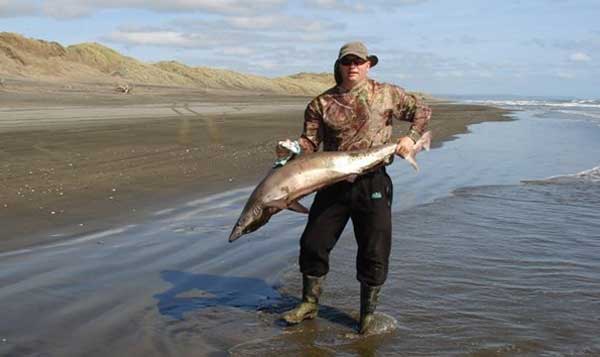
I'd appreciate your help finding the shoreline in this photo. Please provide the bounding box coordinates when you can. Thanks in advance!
[0,88,512,252]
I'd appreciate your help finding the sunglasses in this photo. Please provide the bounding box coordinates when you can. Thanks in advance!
[339,57,368,66]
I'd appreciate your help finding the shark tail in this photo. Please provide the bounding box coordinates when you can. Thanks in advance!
[404,131,432,172]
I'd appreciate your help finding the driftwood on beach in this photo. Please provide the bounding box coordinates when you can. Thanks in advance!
[116,83,132,94]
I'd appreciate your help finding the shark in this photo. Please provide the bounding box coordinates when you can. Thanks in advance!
[228,131,431,242]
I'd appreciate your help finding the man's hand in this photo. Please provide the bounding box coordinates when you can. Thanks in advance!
[395,136,415,158]
[276,140,292,158]
[274,139,302,168]
[275,139,302,158]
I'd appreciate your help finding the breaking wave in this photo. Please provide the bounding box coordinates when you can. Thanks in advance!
[463,98,600,109]
[523,166,600,184]
[554,109,600,119]
[458,97,600,128]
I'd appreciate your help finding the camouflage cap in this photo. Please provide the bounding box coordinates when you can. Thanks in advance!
[338,41,378,67]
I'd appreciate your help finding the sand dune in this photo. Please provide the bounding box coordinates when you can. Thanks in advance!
[0,32,334,96]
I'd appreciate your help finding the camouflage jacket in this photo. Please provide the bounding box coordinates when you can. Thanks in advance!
[298,79,431,153]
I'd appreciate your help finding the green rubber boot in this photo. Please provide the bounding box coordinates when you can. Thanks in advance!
[281,274,324,325]
[359,283,382,334]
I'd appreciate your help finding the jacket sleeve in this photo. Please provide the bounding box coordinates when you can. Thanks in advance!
[392,86,431,142]
[299,99,323,153]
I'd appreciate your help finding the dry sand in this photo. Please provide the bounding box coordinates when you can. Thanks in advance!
[0,81,511,252]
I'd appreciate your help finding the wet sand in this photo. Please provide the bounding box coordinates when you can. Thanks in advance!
[0,81,511,252]
[0,81,529,357]
[3,83,600,356]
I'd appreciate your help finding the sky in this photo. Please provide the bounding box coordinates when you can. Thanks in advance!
[1,0,599,98]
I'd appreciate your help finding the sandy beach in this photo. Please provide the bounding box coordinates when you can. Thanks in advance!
[3,82,600,356]
[0,81,510,252]
[0,82,516,356]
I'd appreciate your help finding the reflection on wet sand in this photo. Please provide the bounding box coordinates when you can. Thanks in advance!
[154,271,280,320]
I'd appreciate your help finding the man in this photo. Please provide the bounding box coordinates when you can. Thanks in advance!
[278,42,431,334]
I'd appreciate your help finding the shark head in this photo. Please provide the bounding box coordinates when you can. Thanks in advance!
[228,202,279,242]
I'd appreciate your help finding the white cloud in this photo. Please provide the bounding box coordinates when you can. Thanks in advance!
[225,15,338,32]
[304,0,428,12]
[2,0,286,19]
[226,16,279,30]
[556,71,575,79]
[304,0,368,12]
[107,30,216,48]
[0,0,38,17]
[310,0,337,6]
[220,46,255,55]
[476,70,494,78]
[433,70,465,78]
[142,0,286,14]
[393,73,411,79]
[251,59,280,70]
[569,52,591,62]
[106,13,349,54]
[41,2,94,18]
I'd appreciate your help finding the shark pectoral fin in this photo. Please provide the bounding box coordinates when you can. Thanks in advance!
[346,174,359,183]
[265,199,309,214]
[265,199,288,210]
[288,201,309,214]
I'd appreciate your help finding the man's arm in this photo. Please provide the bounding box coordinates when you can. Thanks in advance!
[393,89,431,140]
[298,99,323,153]
[392,87,432,157]
[275,99,323,159]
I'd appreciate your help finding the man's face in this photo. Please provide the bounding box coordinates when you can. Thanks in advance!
[339,55,371,87]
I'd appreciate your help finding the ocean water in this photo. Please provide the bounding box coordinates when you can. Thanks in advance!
[250,98,600,356]
[1,98,599,356]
